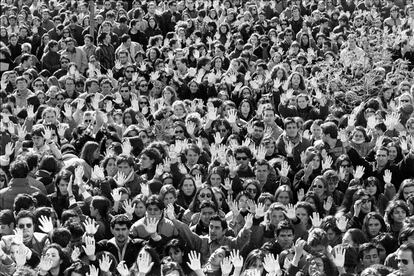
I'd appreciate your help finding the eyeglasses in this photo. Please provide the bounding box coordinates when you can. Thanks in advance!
[236,156,248,160]
[401,99,410,103]
[120,90,129,93]
[314,185,324,189]
[397,259,409,265]
[199,193,212,198]
[18,223,33,229]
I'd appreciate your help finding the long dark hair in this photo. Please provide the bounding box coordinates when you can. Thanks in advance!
[80,141,100,166]
[188,184,218,213]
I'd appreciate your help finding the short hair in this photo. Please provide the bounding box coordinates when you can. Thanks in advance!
[116,154,135,167]
[14,194,37,213]
[275,220,294,236]
[9,160,30,178]
[307,228,329,247]
[358,242,379,261]
[110,214,132,228]
[398,243,414,262]
[321,122,338,139]
[0,209,15,225]
[200,200,218,212]
[84,34,94,43]
[284,117,298,128]
[210,214,227,230]
[15,210,35,224]
[146,195,165,210]
[51,228,72,247]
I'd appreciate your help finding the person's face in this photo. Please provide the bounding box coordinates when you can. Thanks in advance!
[209,220,224,241]
[295,207,309,224]
[265,143,275,156]
[44,248,61,268]
[182,179,195,196]
[246,184,258,199]
[277,229,294,249]
[32,135,44,147]
[111,223,129,244]
[277,191,290,205]
[308,257,324,276]
[285,123,298,138]
[365,181,377,196]
[140,154,154,169]
[200,207,215,225]
[375,149,389,167]
[263,110,275,124]
[367,218,382,237]
[311,124,322,139]
[393,207,407,224]
[240,102,251,115]
[342,232,355,247]
[253,126,264,140]
[297,96,308,109]
[360,196,372,214]
[105,159,117,176]
[67,41,75,50]
[16,80,27,91]
[117,162,132,175]
[388,146,398,161]
[16,217,34,241]
[0,223,13,236]
[174,126,185,139]
[326,228,338,242]
[312,179,325,198]
[173,105,184,117]
[255,165,269,182]
[270,209,285,226]
[163,192,176,207]
[235,152,249,168]
[398,250,414,276]
[58,179,69,195]
[168,248,184,264]
[198,188,213,202]
[209,173,221,187]
[238,195,248,210]
[146,204,162,220]
[352,130,365,144]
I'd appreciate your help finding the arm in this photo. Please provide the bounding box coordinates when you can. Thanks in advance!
[170,218,202,251]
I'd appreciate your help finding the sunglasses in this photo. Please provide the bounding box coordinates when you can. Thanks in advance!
[314,185,324,189]
[18,223,33,229]
[397,259,409,265]
[236,156,248,160]
[199,193,212,198]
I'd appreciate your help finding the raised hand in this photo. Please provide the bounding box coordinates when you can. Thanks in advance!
[263,254,280,273]
[222,178,232,191]
[323,196,334,212]
[165,203,175,220]
[297,188,305,201]
[244,213,253,229]
[144,217,159,235]
[27,105,35,119]
[83,218,99,235]
[230,249,244,269]
[321,155,333,170]
[141,182,150,196]
[86,265,99,276]
[187,251,202,272]
[354,165,365,180]
[43,127,53,141]
[285,141,294,156]
[74,166,84,185]
[214,132,223,144]
[82,236,96,256]
[13,229,24,245]
[39,256,53,272]
[99,253,113,272]
[277,161,290,178]
[336,217,348,232]
[115,171,127,187]
[221,257,233,275]
[255,202,265,218]
[339,166,347,181]
[71,247,81,262]
[310,212,322,227]
[383,169,392,184]
[116,261,129,276]
[284,204,296,220]
[256,145,266,161]
[14,245,27,267]
[111,188,122,202]
[39,215,54,234]
[122,200,136,215]
[294,239,306,258]
[4,142,14,157]
[225,109,237,124]
[121,139,132,155]
[333,245,346,267]
[91,165,105,181]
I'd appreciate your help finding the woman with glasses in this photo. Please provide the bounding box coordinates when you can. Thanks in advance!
[342,189,378,230]
[182,184,218,225]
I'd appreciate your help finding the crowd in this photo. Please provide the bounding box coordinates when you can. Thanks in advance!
[0,0,414,276]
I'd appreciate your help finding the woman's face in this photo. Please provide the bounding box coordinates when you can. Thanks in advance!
[297,96,308,109]
[214,192,224,208]
[182,179,195,196]
[32,135,44,147]
[403,185,414,200]
[140,154,154,169]
[388,146,398,161]
[44,248,61,268]
[277,191,290,205]
[270,209,285,225]
[163,90,172,100]
[360,196,373,214]
[308,257,325,276]
[250,36,258,45]
[352,130,365,144]
[392,207,407,224]
[174,126,185,139]
[247,259,264,274]
[238,195,249,210]
[311,124,322,139]
[291,74,301,86]
[209,248,226,267]
[365,181,377,196]
[367,218,382,237]
[168,248,184,264]
[44,111,57,124]
[58,179,69,195]
[173,105,185,117]
[134,201,146,217]
[138,131,150,146]
[312,179,325,198]
[163,192,176,206]
[105,158,117,177]
[295,207,309,224]
[241,102,251,115]
[342,232,355,247]
[124,113,132,126]
[209,173,222,187]
[186,149,199,165]
[311,155,320,170]
[265,143,275,156]
[246,184,258,199]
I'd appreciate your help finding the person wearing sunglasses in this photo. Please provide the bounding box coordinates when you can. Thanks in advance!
[393,243,414,276]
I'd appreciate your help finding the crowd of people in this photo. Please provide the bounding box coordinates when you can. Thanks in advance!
[0,0,414,276]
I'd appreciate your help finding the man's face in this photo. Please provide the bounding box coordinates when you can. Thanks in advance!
[209,220,224,241]
[10,36,18,45]
[0,223,14,236]
[253,126,264,140]
[255,165,269,182]
[200,207,215,225]
[285,123,298,138]
[397,250,414,276]
[276,229,294,249]
[117,162,132,175]
[42,12,49,20]
[263,110,275,124]
[16,217,34,242]
[16,80,27,91]
[119,53,128,64]
[235,152,249,168]
[111,224,129,244]
[362,248,380,268]
[67,41,75,50]
[375,149,388,167]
